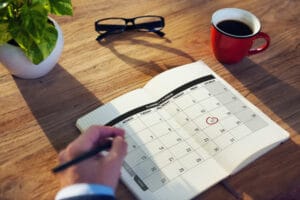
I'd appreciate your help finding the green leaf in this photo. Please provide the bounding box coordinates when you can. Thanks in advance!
[0,3,14,44]
[0,0,12,10]
[9,19,58,64]
[0,2,10,19]
[20,2,48,42]
[49,0,73,16]
[0,2,8,9]
[30,0,50,11]
[23,36,45,65]
[36,22,58,60]
[0,23,12,44]
[12,30,45,64]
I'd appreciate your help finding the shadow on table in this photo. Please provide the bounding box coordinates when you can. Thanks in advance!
[228,139,300,200]
[224,58,300,134]
[199,140,300,200]
[224,58,300,199]
[14,64,103,151]
[97,32,196,76]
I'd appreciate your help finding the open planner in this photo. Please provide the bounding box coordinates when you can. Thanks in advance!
[76,61,289,200]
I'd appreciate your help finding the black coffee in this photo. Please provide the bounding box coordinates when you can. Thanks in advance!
[216,20,253,36]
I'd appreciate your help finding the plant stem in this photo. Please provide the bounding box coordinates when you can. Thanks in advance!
[26,0,32,6]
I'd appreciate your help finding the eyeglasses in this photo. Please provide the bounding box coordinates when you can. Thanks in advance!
[95,15,165,41]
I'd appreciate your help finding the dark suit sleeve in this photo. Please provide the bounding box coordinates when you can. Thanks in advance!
[60,194,115,200]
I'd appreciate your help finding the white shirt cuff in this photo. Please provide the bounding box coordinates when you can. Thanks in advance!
[55,183,114,200]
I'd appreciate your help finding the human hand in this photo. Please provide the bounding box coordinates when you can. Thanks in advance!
[57,125,127,190]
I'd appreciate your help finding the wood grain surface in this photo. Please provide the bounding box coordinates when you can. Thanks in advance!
[0,0,299,199]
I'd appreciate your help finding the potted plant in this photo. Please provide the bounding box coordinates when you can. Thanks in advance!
[0,0,73,79]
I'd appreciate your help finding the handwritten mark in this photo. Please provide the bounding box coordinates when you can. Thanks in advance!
[206,116,219,125]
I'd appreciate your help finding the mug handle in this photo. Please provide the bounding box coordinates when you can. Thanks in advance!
[248,32,270,55]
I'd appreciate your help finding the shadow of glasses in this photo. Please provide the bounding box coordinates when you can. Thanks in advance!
[96,31,196,76]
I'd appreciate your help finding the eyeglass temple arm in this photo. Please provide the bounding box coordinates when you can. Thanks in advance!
[97,30,165,41]
[154,30,165,37]
[96,32,110,41]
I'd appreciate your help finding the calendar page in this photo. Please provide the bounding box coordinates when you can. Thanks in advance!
[76,61,289,200]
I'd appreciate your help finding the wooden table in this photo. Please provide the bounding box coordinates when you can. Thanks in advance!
[0,0,299,199]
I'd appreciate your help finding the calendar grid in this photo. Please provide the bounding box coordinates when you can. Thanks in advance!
[105,75,268,192]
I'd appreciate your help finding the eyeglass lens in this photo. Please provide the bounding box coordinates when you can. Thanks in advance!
[97,19,126,33]
[134,16,164,31]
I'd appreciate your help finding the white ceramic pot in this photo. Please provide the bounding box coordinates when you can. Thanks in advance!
[0,18,64,79]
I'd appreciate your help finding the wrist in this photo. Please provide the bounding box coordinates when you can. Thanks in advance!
[55,183,115,200]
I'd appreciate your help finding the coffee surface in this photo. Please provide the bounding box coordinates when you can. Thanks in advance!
[217,20,253,36]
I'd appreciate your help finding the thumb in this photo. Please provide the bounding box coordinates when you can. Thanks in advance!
[108,136,127,161]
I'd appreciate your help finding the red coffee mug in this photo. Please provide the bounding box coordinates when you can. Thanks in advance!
[211,8,270,64]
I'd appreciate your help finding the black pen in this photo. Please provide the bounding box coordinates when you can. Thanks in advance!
[52,140,112,173]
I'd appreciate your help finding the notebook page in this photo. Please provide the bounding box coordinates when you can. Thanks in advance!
[76,61,289,199]
[143,61,289,174]
[76,65,229,200]
[76,88,154,131]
